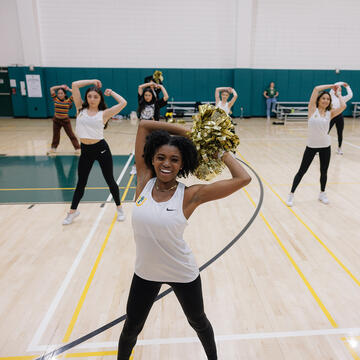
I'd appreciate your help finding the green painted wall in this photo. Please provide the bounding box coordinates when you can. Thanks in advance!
[8,66,360,118]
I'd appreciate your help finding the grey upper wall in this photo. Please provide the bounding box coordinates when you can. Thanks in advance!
[2,0,360,70]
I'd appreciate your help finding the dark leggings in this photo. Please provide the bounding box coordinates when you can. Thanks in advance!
[290,146,331,193]
[71,139,120,209]
[117,274,217,360]
[329,113,344,148]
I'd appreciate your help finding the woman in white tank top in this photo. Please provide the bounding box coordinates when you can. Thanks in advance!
[117,120,251,359]
[286,84,346,207]
[62,79,127,225]
[215,86,238,115]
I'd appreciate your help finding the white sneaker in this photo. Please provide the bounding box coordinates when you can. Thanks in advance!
[63,211,80,225]
[130,165,137,175]
[286,193,294,207]
[336,147,343,155]
[117,206,125,221]
[318,192,329,205]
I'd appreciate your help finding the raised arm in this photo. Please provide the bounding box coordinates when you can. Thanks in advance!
[183,152,251,218]
[135,120,189,195]
[331,93,346,119]
[342,83,353,103]
[50,84,67,96]
[215,87,229,104]
[103,89,127,123]
[228,88,238,109]
[71,79,102,111]
[138,82,154,96]
[308,84,335,117]
[157,84,169,101]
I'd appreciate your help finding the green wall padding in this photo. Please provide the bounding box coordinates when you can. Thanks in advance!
[8,66,359,118]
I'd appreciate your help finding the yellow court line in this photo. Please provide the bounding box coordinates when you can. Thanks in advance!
[64,351,117,357]
[243,188,338,328]
[0,187,136,191]
[62,174,135,343]
[342,337,360,360]
[237,151,360,288]
[64,349,135,358]
[0,357,37,360]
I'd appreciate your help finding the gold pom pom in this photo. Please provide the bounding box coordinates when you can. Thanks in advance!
[189,104,239,181]
[153,70,163,84]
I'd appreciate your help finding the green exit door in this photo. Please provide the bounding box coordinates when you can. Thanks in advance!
[0,68,13,117]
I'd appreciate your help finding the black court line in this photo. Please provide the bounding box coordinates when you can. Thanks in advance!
[36,158,264,359]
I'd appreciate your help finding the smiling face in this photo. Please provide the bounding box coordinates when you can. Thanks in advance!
[86,90,101,109]
[152,145,183,182]
[317,92,331,111]
[57,88,66,100]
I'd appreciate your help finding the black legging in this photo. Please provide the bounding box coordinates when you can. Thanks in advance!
[290,146,331,193]
[71,139,120,209]
[329,113,344,148]
[117,274,217,360]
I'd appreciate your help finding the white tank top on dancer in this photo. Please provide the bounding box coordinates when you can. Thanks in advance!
[216,101,230,115]
[132,177,199,283]
[307,109,331,148]
[75,109,104,139]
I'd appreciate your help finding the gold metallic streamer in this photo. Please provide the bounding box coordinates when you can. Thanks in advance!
[153,70,163,84]
[189,104,239,181]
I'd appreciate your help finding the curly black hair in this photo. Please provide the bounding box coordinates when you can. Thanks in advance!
[143,130,199,178]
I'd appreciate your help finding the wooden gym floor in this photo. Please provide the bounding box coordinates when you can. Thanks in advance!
[0,117,359,359]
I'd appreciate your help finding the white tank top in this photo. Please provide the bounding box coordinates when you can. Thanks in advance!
[75,109,104,139]
[132,178,199,283]
[216,101,230,114]
[307,109,331,148]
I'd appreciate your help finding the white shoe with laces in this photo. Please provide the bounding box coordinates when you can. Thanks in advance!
[63,211,80,225]
[117,206,125,221]
[286,193,294,207]
[336,147,343,155]
[318,192,329,205]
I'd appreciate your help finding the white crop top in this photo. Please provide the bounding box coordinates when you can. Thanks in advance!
[307,109,331,148]
[216,101,230,115]
[132,178,199,283]
[75,109,104,139]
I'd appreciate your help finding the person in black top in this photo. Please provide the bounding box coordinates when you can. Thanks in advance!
[137,82,169,121]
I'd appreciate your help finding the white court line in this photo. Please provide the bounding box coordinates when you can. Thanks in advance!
[27,153,134,352]
[28,327,360,352]
[343,140,360,150]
